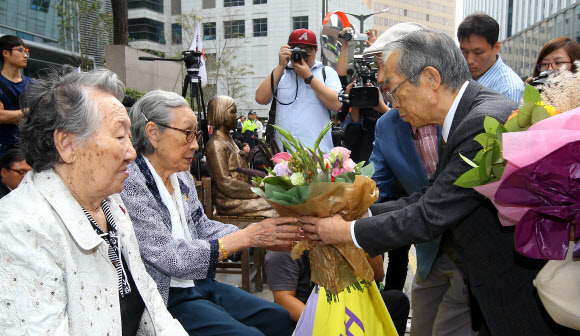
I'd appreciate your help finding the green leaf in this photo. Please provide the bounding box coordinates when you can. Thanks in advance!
[454,167,482,188]
[517,102,534,128]
[359,162,375,177]
[313,121,333,151]
[504,115,528,132]
[523,83,542,104]
[473,133,496,148]
[531,104,550,124]
[251,187,266,197]
[491,162,506,181]
[472,149,485,165]
[483,116,501,134]
[263,176,294,190]
[335,172,356,183]
[491,139,502,163]
[313,173,330,182]
[495,123,507,142]
[477,151,492,183]
[459,152,478,168]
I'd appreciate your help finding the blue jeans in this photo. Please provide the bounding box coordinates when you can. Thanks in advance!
[167,279,292,336]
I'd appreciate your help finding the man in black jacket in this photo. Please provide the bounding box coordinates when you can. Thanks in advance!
[302,31,578,335]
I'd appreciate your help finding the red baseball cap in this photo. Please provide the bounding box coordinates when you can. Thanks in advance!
[288,29,317,47]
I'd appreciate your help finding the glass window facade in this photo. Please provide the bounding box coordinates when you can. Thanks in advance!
[202,0,216,8]
[30,0,50,13]
[224,20,245,38]
[128,0,164,13]
[253,0,267,4]
[128,18,166,43]
[292,16,308,30]
[224,0,244,7]
[502,2,580,77]
[253,18,267,37]
[172,23,182,44]
[203,22,216,40]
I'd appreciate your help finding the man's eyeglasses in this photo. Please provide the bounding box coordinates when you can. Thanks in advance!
[11,47,29,56]
[383,68,424,104]
[9,168,30,176]
[536,61,572,71]
[156,123,202,143]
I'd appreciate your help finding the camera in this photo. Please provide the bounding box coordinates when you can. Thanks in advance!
[182,50,203,73]
[338,56,379,108]
[338,32,369,42]
[291,47,308,63]
[529,70,556,87]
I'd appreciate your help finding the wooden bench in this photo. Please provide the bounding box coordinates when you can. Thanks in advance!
[196,177,267,293]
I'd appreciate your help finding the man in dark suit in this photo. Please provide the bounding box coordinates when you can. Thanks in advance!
[302,31,577,335]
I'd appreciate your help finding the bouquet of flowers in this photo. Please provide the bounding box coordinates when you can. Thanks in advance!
[252,122,379,298]
[454,70,580,261]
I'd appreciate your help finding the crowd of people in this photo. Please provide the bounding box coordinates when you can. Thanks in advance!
[0,9,579,336]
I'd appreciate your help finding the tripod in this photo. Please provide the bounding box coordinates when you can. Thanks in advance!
[139,51,208,180]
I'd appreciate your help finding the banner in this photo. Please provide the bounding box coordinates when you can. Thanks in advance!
[295,281,398,336]
[190,20,207,87]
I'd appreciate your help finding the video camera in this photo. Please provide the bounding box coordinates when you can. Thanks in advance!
[338,31,369,42]
[339,55,379,108]
[182,50,203,73]
[529,69,556,88]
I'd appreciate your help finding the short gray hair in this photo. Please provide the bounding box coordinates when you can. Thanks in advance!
[382,30,471,91]
[129,90,189,155]
[20,66,125,172]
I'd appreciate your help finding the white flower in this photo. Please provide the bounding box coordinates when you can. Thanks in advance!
[290,172,306,186]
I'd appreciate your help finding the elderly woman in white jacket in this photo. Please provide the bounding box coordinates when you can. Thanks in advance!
[0,67,187,335]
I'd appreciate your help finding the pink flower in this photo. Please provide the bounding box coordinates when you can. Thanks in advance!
[330,147,351,161]
[342,158,356,172]
[272,152,292,164]
[331,167,345,177]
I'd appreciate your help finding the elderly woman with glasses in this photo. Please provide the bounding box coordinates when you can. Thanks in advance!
[120,90,300,336]
[0,68,186,335]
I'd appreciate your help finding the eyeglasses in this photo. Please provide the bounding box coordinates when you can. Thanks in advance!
[156,123,202,143]
[536,61,572,71]
[9,168,30,176]
[11,47,29,56]
[383,68,423,104]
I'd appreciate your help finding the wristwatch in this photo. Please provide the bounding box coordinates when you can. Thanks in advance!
[304,75,314,84]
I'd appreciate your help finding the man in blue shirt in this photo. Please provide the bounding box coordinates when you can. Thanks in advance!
[0,35,30,158]
[255,29,342,153]
[458,14,524,102]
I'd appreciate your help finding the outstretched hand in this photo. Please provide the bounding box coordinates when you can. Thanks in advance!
[299,214,353,245]
[246,217,304,251]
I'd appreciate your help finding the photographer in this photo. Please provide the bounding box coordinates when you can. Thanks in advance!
[525,36,580,86]
[255,29,341,153]
[336,28,389,163]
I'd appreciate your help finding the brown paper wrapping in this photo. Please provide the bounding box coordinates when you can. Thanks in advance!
[266,175,379,295]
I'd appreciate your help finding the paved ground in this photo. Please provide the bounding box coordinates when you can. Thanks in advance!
[216,246,417,335]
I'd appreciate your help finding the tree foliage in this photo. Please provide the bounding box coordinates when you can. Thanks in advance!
[55,0,113,70]
[179,9,255,108]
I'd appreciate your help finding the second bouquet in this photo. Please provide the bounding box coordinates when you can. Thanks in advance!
[251,122,378,298]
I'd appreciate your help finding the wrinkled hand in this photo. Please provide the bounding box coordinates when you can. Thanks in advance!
[278,45,291,67]
[245,217,304,251]
[300,214,353,245]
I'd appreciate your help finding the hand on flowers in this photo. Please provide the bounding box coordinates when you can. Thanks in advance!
[299,214,353,245]
[245,217,304,251]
